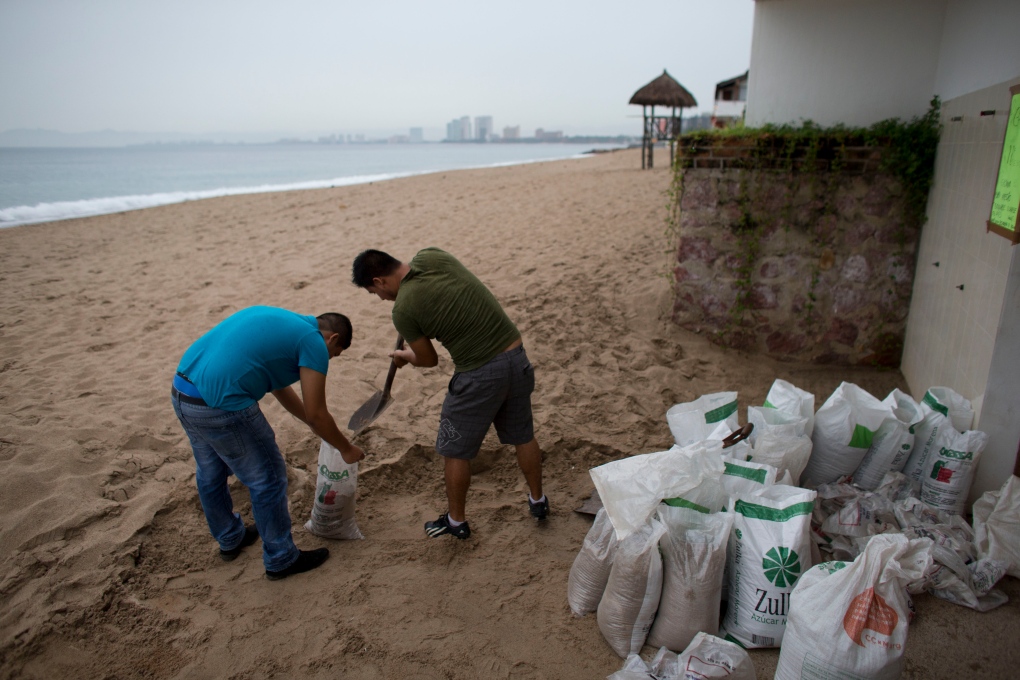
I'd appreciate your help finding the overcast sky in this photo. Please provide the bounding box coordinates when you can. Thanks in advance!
[0,0,755,140]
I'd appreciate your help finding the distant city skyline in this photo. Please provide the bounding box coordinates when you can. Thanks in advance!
[0,1,754,144]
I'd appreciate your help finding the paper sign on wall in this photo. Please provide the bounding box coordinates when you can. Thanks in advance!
[988,85,1020,245]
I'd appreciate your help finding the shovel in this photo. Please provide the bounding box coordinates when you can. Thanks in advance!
[573,422,755,515]
[347,335,405,435]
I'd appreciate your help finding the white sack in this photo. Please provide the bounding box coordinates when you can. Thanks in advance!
[764,379,815,437]
[598,519,668,658]
[719,457,778,498]
[304,440,363,540]
[853,389,925,491]
[903,387,972,481]
[663,475,729,515]
[750,434,813,485]
[924,386,974,432]
[919,427,989,515]
[720,485,817,648]
[568,508,619,616]
[590,441,725,541]
[803,382,891,488]
[973,475,1020,578]
[747,405,809,444]
[667,392,739,447]
[647,506,734,652]
[774,534,933,680]
[675,633,756,680]
[747,431,812,487]
[606,653,654,680]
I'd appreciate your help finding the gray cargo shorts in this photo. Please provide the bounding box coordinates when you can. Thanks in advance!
[436,345,535,459]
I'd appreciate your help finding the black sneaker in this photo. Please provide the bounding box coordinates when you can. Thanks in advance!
[265,548,330,580]
[219,523,260,562]
[529,496,549,520]
[424,512,470,539]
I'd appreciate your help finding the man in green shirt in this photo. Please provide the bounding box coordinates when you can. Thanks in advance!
[352,248,547,539]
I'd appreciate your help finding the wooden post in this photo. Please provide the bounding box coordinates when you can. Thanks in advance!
[642,105,648,169]
[649,105,655,169]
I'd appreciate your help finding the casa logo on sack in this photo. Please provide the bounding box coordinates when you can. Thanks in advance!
[939,446,972,461]
[319,465,350,481]
[843,587,899,648]
[817,561,848,575]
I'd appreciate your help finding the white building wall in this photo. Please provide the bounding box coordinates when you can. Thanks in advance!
[745,0,946,127]
[934,0,1020,102]
[903,0,1020,500]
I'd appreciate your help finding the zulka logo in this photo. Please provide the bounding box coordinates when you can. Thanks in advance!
[762,546,801,588]
[843,587,897,646]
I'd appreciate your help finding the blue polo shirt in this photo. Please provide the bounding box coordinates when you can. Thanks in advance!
[177,306,328,411]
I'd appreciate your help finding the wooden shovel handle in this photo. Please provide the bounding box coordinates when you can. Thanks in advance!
[381,335,405,397]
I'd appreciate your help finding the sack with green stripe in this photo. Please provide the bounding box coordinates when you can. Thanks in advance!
[853,389,925,490]
[902,387,972,482]
[802,382,891,488]
[666,392,739,447]
[763,379,816,437]
[719,485,817,649]
[719,457,778,498]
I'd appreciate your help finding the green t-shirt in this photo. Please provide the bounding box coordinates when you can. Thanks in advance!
[392,248,520,372]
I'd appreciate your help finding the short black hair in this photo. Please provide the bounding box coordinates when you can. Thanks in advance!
[316,313,353,349]
[351,249,401,289]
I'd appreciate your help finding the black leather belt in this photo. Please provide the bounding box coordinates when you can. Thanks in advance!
[172,385,208,406]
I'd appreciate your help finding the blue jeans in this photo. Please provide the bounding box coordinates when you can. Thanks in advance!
[172,392,300,571]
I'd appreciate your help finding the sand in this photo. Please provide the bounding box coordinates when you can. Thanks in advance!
[0,148,1016,679]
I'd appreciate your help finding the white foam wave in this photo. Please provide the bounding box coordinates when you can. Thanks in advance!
[0,172,414,228]
[0,150,598,229]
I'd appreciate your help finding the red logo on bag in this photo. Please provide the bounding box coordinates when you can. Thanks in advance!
[843,587,897,646]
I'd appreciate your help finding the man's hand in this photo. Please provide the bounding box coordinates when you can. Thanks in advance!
[389,347,415,368]
[391,336,438,368]
[339,442,365,464]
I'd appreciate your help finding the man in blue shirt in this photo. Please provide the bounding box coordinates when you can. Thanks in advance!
[172,306,364,580]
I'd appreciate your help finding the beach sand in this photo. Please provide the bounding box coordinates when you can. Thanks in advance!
[0,148,1016,679]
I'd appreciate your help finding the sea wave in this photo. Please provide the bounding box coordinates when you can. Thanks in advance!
[0,172,412,228]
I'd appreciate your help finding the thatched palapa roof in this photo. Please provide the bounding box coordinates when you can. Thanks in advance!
[629,69,697,108]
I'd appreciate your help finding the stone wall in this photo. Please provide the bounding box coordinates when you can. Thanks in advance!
[671,138,920,366]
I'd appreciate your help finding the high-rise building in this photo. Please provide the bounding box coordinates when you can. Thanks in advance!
[446,119,462,141]
[447,117,472,141]
[409,127,423,143]
[503,126,520,140]
[474,116,493,141]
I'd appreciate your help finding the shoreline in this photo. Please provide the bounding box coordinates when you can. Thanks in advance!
[0,145,626,229]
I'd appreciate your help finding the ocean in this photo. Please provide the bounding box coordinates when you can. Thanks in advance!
[0,142,625,228]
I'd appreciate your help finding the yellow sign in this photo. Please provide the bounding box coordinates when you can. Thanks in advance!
[988,86,1020,244]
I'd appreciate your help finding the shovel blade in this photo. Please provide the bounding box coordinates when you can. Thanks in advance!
[347,390,391,434]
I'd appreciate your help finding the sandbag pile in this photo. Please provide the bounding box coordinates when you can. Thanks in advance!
[577,380,1015,676]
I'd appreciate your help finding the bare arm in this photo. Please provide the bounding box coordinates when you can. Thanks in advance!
[271,385,307,422]
[390,335,438,368]
[293,367,365,464]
